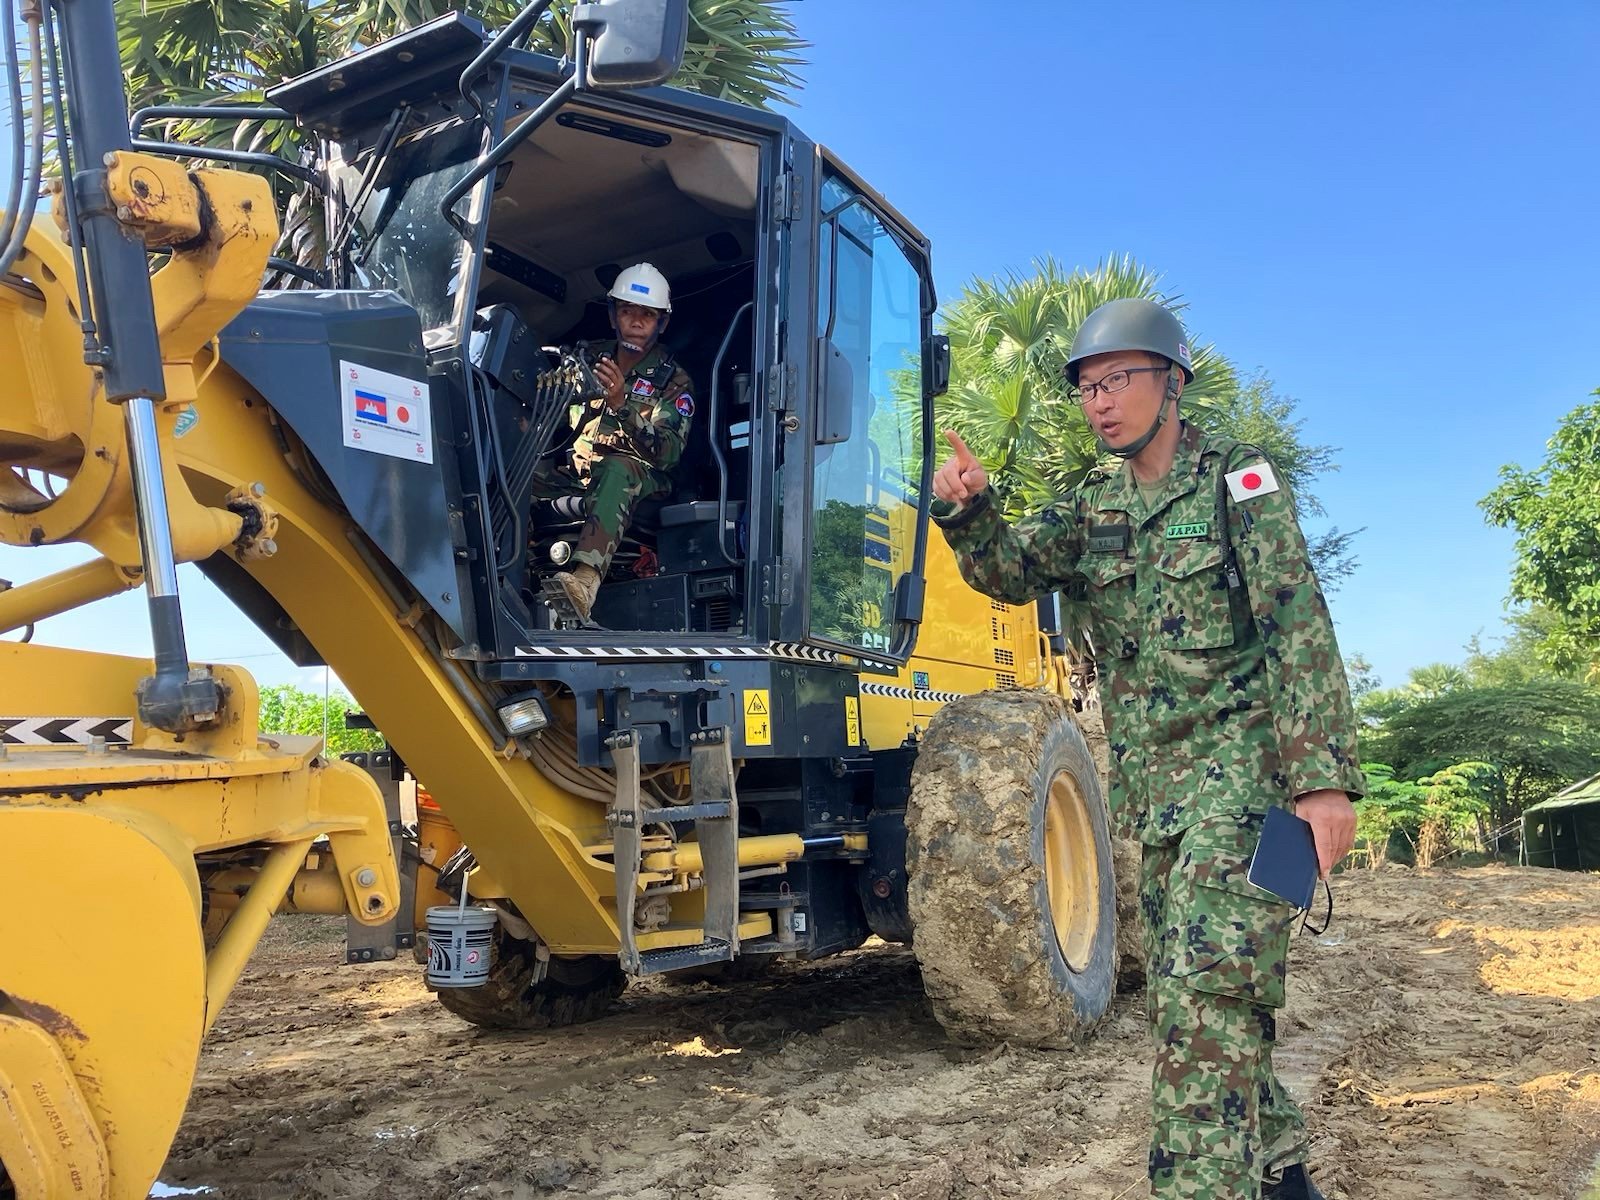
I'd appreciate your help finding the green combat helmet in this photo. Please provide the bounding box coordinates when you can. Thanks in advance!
[1065,298,1194,459]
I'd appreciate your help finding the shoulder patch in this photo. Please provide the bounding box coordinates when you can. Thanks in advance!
[1225,460,1279,502]
[675,393,694,418]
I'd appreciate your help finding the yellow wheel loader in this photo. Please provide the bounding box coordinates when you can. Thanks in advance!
[0,3,1118,1195]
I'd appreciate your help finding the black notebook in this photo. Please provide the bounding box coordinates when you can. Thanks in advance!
[1247,806,1320,910]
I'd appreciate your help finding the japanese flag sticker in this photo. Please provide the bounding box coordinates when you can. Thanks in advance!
[1225,461,1279,502]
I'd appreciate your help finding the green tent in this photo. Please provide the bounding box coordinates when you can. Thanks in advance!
[1523,772,1600,871]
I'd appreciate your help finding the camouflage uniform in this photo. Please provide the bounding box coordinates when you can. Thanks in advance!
[532,343,695,573]
[936,421,1363,1199]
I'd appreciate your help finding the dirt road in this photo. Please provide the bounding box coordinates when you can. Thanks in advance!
[156,866,1600,1200]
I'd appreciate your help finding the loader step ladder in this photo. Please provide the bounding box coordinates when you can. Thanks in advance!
[608,727,740,975]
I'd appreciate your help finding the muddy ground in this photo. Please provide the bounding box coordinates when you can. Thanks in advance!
[158,866,1600,1200]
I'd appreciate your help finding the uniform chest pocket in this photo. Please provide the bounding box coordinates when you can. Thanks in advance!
[1080,553,1139,659]
[1153,539,1237,651]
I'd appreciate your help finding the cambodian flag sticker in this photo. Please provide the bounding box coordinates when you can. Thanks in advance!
[1225,461,1279,502]
[675,393,694,418]
[354,389,388,423]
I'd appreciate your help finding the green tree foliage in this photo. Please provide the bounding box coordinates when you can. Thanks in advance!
[112,0,807,271]
[939,256,1236,517]
[1357,760,1496,870]
[1481,396,1600,680]
[1463,606,1587,687]
[257,684,383,755]
[937,256,1359,590]
[1354,762,1419,868]
[118,0,807,132]
[1365,680,1600,833]
[1344,654,1379,706]
[1412,762,1497,869]
[807,499,890,652]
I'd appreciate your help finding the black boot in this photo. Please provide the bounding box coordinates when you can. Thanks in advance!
[1262,1164,1325,1200]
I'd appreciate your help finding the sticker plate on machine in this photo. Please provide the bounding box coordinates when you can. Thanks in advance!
[743,689,771,747]
[340,359,433,464]
[844,695,861,746]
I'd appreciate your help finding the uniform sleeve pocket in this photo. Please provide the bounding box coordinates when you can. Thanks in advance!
[1153,539,1237,651]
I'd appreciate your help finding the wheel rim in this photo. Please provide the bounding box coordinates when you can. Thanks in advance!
[1043,768,1100,973]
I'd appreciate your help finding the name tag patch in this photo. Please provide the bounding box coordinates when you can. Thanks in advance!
[1165,521,1209,539]
[1087,523,1130,554]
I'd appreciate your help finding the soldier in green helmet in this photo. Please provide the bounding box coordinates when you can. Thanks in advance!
[933,297,1362,1200]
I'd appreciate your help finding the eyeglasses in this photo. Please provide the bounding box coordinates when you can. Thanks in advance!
[1067,365,1168,405]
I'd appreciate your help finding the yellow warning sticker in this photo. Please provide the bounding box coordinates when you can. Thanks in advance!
[743,689,771,746]
[844,695,861,746]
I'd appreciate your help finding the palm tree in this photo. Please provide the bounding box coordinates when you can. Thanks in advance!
[939,254,1237,518]
[115,0,808,272]
[119,0,807,124]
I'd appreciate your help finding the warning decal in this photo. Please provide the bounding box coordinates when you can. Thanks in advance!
[340,359,434,464]
[0,716,132,745]
[743,689,771,747]
[844,695,861,747]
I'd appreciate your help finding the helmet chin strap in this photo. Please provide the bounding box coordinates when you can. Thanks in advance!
[610,302,666,357]
[1098,368,1181,459]
[1099,400,1168,459]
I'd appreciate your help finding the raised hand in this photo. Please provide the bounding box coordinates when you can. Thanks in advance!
[933,430,988,506]
[594,356,626,410]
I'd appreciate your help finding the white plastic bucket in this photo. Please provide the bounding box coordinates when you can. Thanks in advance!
[425,903,497,988]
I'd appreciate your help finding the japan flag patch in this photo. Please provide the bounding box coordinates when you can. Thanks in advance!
[1225,460,1280,502]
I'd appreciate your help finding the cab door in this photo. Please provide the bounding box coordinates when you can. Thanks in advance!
[795,152,938,665]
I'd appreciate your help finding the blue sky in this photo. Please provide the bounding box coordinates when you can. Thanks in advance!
[789,0,1598,687]
[3,1,1596,693]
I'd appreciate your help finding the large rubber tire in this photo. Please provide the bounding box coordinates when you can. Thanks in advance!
[907,690,1117,1048]
[435,929,625,1030]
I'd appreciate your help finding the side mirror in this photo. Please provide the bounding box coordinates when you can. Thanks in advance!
[816,337,854,445]
[576,0,690,90]
[925,333,951,397]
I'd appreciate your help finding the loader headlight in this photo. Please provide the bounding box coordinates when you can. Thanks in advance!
[497,693,552,737]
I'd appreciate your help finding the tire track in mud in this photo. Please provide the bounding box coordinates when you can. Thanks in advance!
[160,869,1600,1200]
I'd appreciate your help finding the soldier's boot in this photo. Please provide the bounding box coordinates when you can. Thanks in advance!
[1262,1164,1325,1200]
[554,564,602,621]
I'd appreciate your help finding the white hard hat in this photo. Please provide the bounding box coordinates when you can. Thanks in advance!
[607,262,672,313]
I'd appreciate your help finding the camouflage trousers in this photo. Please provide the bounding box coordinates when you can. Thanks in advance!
[1141,809,1308,1199]
[531,454,671,574]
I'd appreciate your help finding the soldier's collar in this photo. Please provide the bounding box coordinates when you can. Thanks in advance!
[1094,421,1204,520]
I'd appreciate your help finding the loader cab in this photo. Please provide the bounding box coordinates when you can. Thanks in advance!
[254,14,944,675]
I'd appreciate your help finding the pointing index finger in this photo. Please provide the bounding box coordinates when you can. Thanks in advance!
[943,429,975,465]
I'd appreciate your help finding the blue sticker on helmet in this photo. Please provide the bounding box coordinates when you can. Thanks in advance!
[630,282,650,294]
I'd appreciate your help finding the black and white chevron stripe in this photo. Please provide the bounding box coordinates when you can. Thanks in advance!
[513,641,838,663]
[859,682,967,704]
[0,716,133,746]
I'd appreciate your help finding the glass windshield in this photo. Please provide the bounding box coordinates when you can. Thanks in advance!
[807,176,927,657]
[345,120,482,333]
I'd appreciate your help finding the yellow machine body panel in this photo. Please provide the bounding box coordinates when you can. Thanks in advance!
[858,521,1066,751]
